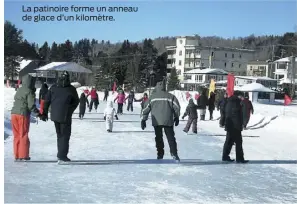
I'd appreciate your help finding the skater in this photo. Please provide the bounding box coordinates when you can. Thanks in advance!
[217,92,228,128]
[103,88,109,101]
[79,93,89,119]
[141,79,181,161]
[222,91,248,163]
[39,82,48,114]
[135,93,149,109]
[11,75,41,161]
[103,100,119,132]
[89,87,99,112]
[197,89,208,120]
[181,99,201,134]
[114,90,125,114]
[125,90,136,112]
[43,71,79,162]
[240,95,254,129]
[208,91,216,120]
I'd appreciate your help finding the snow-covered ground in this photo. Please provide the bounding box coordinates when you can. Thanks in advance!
[4,88,297,203]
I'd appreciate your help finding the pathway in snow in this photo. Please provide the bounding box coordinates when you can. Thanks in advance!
[4,102,297,203]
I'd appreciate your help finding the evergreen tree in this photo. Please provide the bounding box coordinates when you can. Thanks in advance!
[59,40,74,62]
[39,41,50,63]
[167,68,180,91]
[50,42,59,61]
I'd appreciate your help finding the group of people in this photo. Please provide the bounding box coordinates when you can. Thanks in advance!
[11,72,249,163]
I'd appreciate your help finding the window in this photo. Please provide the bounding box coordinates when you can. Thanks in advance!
[232,63,234,67]
[232,54,234,58]
[177,69,181,75]
[179,50,182,56]
[195,75,203,82]
[239,64,241,68]
[211,51,214,57]
[224,62,227,67]
[179,60,182,66]
[239,54,242,58]
[225,53,227,58]
[184,75,191,80]
[180,40,183,44]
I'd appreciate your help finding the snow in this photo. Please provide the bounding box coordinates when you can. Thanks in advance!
[274,57,297,63]
[236,82,276,93]
[18,59,32,71]
[35,62,92,73]
[4,87,297,203]
[184,68,228,75]
[235,76,276,81]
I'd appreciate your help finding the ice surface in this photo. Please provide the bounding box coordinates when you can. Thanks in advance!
[4,88,297,203]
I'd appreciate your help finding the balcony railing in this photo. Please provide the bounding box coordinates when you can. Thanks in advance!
[185,53,201,58]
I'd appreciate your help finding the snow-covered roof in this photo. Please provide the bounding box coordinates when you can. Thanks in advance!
[235,76,277,81]
[35,62,92,73]
[279,78,297,85]
[235,82,275,93]
[274,57,297,63]
[184,68,228,75]
[19,59,33,71]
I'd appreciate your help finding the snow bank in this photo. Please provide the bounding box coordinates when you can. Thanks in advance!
[71,82,81,88]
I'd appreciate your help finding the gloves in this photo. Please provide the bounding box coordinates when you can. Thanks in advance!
[141,120,146,130]
[115,115,119,120]
[39,114,48,122]
[174,117,179,126]
[104,116,106,121]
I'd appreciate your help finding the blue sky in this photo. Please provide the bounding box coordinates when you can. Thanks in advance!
[4,0,297,45]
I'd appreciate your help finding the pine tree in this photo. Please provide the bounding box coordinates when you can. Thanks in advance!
[167,68,180,91]
[39,41,50,63]
[50,42,59,61]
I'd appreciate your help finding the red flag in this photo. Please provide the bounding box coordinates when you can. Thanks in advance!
[226,73,235,97]
[186,92,191,100]
[284,94,292,106]
[112,82,117,92]
[195,93,200,100]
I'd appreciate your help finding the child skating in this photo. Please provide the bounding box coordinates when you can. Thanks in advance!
[104,100,119,132]
[182,98,202,134]
[114,90,125,114]
[79,93,89,119]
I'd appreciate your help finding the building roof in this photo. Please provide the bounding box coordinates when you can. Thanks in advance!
[35,62,92,73]
[18,59,33,71]
[184,68,228,75]
[235,76,277,81]
[279,78,297,84]
[247,60,268,65]
[274,56,297,63]
[236,82,275,93]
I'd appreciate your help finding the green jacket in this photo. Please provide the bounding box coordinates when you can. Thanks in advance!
[11,75,38,116]
[142,80,180,126]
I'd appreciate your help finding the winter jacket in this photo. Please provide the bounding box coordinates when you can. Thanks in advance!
[79,93,89,108]
[135,96,149,108]
[241,98,254,119]
[142,80,180,126]
[208,92,216,111]
[114,93,125,104]
[39,83,48,103]
[197,93,208,109]
[224,95,243,132]
[104,89,109,96]
[84,89,90,95]
[182,99,201,119]
[89,89,98,99]
[104,101,117,119]
[217,97,228,114]
[125,92,135,103]
[43,75,79,123]
[11,75,39,116]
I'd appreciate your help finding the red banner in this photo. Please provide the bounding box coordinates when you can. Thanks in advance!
[284,94,292,106]
[226,73,235,97]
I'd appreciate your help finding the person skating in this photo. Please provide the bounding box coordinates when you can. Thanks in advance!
[11,75,41,161]
[181,98,202,134]
[42,71,79,162]
[103,88,109,101]
[208,92,216,120]
[141,79,181,162]
[39,82,48,115]
[240,95,254,129]
[79,93,89,119]
[88,87,99,112]
[103,100,119,132]
[222,91,248,163]
[114,90,125,114]
[197,89,208,120]
[217,92,228,128]
[125,90,136,112]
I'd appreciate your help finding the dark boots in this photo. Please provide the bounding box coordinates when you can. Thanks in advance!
[200,115,205,121]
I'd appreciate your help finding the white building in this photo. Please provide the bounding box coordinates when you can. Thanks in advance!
[272,57,297,83]
[182,68,228,90]
[235,76,278,88]
[246,60,269,77]
[166,36,256,79]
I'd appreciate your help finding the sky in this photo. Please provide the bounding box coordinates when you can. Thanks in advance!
[4,0,297,45]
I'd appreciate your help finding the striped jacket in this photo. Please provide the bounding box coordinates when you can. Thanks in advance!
[142,80,180,126]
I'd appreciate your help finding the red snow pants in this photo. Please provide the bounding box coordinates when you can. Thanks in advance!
[11,114,30,159]
[39,99,45,114]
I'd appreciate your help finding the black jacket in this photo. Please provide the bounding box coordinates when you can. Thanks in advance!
[208,93,216,111]
[197,94,208,109]
[217,97,228,114]
[104,89,109,96]
[39,83,48,103]
[79,94,89,108]
[126,92,135,103]
[224,95,243,132]
[44,79,79,123]
[183,99,201,119]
